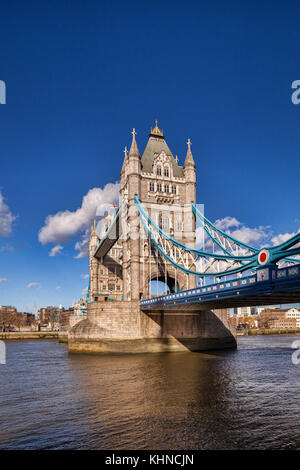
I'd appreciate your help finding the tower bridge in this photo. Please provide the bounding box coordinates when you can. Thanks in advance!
[68,122,300,354]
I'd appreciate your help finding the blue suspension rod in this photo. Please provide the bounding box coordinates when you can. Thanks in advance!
[135,195,256,262]
[137,203,257,277]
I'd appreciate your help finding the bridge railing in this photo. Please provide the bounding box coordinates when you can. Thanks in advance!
[140,264,300,308]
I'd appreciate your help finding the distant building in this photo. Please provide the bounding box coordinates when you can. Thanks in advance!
[258,309,286,328]
[234,306,257,316]
[268,317,297,329]
[286,308,300,328]
[258,308,300,330]
[38,306,62,330]
[0,306,35,331]
[230,315,259,329]
[229,306,300,331]
[60,308,74,327]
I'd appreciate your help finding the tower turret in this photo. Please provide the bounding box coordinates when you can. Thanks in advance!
[120,146,128,188]
[184,138,196,203]
[124,128,141,301]
[89,220,99,300]
[121,146,128,175]
[183,139,196,288]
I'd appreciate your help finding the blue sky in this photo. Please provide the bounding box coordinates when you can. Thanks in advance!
[0,0,300,312]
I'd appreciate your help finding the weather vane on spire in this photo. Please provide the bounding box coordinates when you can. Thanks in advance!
[187,138,192,150]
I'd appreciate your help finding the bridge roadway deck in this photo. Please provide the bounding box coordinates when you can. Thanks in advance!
[140,265,300,312]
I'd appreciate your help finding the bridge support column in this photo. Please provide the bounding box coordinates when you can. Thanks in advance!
[68,302,236,354]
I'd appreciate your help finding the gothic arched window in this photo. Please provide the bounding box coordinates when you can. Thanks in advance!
[164,167,169,177]
[157,167,162,176]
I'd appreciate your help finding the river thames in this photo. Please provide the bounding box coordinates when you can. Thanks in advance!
[0,335,299,450]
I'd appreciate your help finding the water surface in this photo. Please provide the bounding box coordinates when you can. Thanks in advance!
[0,336,299,449]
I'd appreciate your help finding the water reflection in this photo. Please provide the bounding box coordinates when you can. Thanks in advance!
[68,351,234,449]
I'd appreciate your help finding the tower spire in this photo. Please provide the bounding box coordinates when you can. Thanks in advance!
[184,138,195,167]
[129,128,140,157]
[121,146,128,175]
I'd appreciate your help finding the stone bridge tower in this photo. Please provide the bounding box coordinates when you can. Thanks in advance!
[120,122,197,301]
[69,122,236,354]
[88,122,197,303]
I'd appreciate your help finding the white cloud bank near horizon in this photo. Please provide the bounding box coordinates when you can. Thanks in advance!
[38,182,120,258]
[0,191,16,237]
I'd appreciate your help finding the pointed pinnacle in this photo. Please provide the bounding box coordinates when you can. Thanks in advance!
[184,138,195,167]
[129,128,140,157]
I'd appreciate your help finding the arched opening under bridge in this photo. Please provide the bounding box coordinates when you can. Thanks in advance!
[149,276,180,296]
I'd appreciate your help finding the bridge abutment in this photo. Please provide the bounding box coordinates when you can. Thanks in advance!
[68,301,236,353]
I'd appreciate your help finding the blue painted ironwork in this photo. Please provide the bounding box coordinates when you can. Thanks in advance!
[141,265,300,309]
[134,195,300,279]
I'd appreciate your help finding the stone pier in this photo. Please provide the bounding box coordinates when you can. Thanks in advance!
[68,301,236,353]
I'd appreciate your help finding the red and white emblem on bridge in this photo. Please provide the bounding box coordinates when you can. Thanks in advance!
[258,248,270,266]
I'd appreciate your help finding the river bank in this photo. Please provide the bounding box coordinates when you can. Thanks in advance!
[2,329,300,341]
[0,331,59,340]
[238,328,300,336]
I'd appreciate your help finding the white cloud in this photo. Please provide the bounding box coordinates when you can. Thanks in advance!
[81,274,89,279]
[56,285,61,290]
[74,230,90,259]
[230,226,268,246]
[49,245,63,257]
[214,216,240,230]
[38,182,120,245]
[0,278,8,283]
[197,212,300,258]
[198,215,269,250]
[82,286,88,295]
[26,282,40,289]
[271,229,300,246]
[0,191,16,237]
